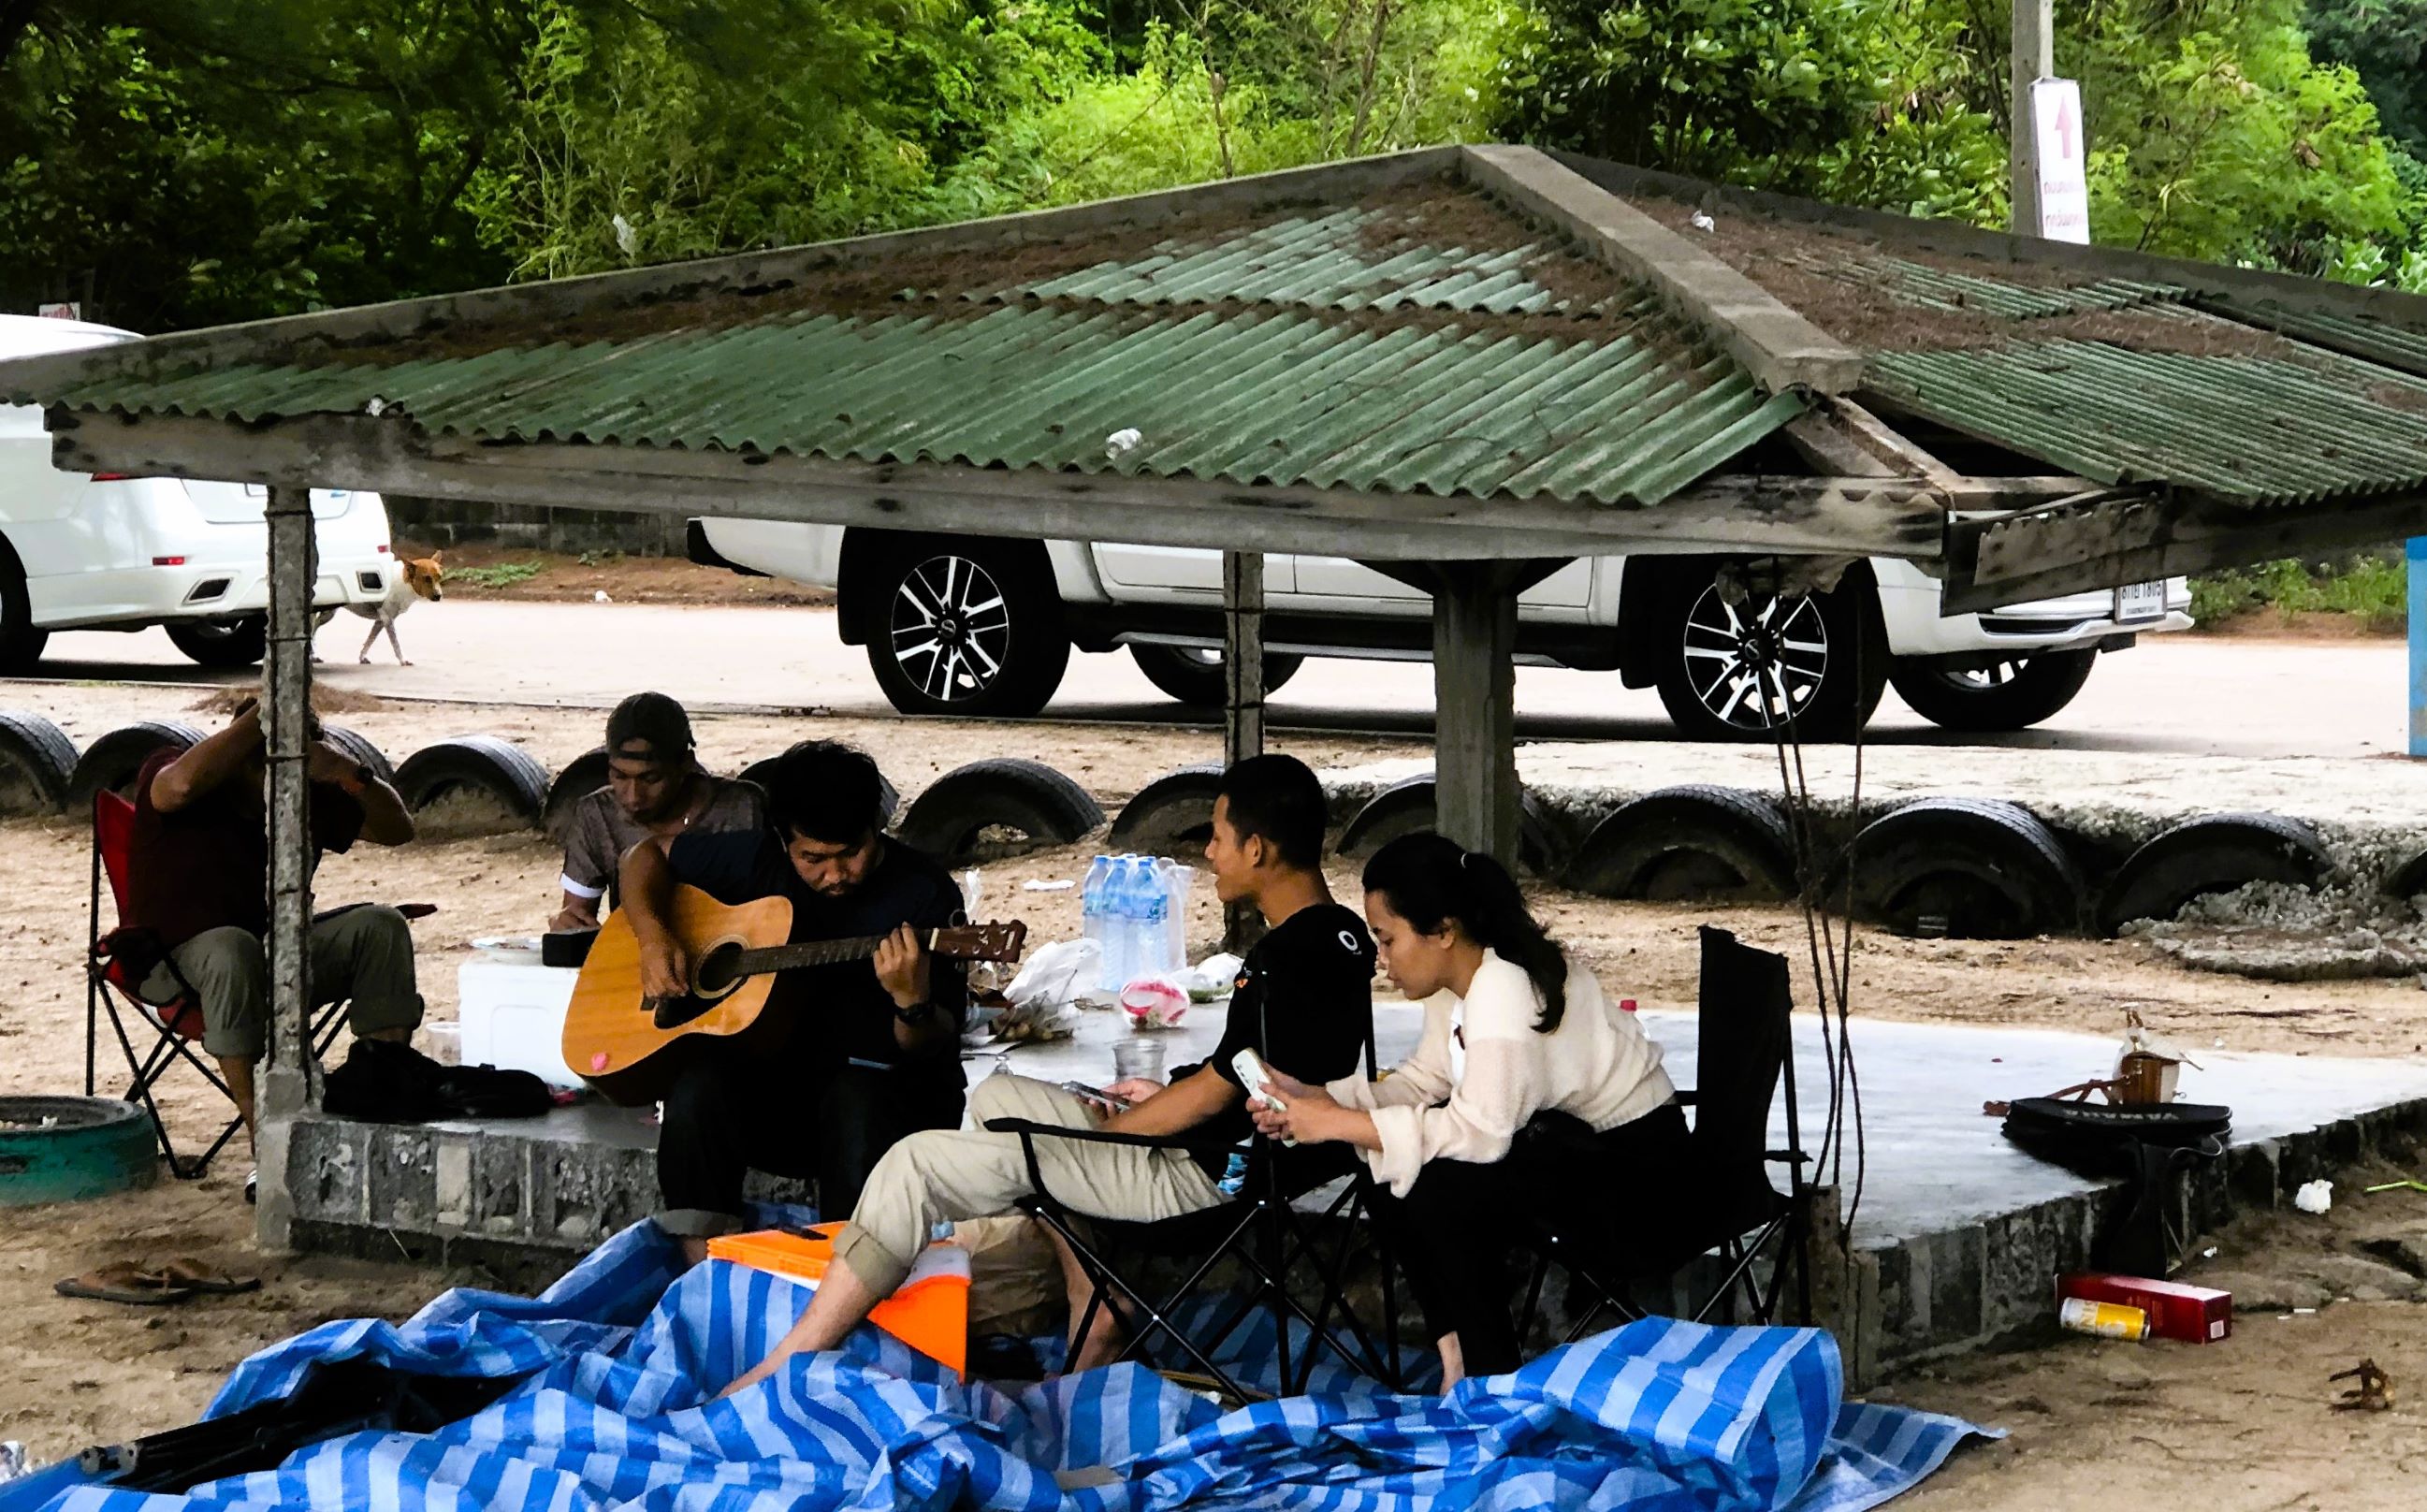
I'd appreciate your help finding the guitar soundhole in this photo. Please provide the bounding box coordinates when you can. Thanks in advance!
[693,940,746,997]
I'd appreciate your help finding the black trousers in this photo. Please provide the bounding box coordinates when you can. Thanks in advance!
[1369,1100,1693,1377]
[656,1041,965,1229]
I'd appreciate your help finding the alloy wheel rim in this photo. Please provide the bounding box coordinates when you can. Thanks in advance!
[1937,660,2024,692]
[891,556,1012,702]
[1680,587,1830,731]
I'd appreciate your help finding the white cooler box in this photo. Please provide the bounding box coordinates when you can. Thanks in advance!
[457,951,584,1089]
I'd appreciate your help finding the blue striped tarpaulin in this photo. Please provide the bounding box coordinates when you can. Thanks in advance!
[6,1217,1989,1512]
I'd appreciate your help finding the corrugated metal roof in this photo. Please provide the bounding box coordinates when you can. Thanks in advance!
[2202,299,2427,380]
[24,190,1802,508]
[1826,254,2184,321]
[1867,338,2427,504]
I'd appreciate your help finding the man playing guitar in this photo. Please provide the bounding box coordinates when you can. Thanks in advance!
[617,740,966,1264]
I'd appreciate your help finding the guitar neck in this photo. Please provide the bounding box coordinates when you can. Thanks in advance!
[732,929,934,978]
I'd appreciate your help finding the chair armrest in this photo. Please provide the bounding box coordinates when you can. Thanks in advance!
[982,1117,1197,1151]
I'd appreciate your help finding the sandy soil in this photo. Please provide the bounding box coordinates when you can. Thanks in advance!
[6,692,2427,1501]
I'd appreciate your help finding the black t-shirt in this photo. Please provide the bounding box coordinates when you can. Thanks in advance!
[736,836,969,1087]
[1183,902,1376,1177]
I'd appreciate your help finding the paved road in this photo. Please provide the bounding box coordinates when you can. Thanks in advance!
[23,603,2410,759]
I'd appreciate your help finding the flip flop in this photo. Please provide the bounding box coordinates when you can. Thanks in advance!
[159,1258,261,1296]
[53,1262,198,1307]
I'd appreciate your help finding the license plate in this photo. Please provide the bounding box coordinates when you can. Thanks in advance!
[2115,580,2167,622]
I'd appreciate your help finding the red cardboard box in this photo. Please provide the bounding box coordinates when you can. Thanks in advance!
[2058,1273,2232,1344]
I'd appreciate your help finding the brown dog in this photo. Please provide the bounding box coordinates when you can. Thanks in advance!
[346,551,444,664]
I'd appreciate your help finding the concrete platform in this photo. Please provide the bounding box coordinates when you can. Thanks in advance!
[281,1002,2427,1375]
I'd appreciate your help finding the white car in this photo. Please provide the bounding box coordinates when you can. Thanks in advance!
[0,314,395,671]
[688,520,2192,738]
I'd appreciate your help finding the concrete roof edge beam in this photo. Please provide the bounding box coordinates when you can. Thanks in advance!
[1458,144,1864,397]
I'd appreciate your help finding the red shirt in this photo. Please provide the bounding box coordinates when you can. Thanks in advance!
[125,749,365,949]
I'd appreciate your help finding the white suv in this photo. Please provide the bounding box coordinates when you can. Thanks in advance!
[0,314,396,672]
[690,519,2192,739]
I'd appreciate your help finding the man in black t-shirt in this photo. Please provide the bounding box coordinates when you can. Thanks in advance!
[716,754,1374,1396]
[620,741,966,1263]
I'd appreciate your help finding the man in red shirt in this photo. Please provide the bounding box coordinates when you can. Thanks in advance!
[129,700,421,1161]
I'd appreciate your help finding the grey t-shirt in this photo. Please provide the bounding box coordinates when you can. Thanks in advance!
[560,775,768,906]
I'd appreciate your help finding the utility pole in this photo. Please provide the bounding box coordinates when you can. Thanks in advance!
[2010,0,2054,236]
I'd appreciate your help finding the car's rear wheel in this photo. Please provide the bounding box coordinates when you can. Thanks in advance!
[166,615,268,669]
[1889,650,2097,733]
[865,541,1069,718]
[1127,644,1304,707]
[0,545,47,674]
[1653,570,1885,742]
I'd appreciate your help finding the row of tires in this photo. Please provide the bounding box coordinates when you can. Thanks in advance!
[0,712,2362,940]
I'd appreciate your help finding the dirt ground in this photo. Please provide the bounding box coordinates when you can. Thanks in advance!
[394,542,833,608]
[6,691,2427,1503]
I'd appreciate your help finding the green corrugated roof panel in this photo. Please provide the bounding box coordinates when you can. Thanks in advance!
[2202,299,2427,380]
[1811,253,2186,320]
[1003,204,1606,315]
[1867,338,2427,504]
[28,185,1811,508]
[52,295,1799,506]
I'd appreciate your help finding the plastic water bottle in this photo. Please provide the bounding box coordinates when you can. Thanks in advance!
[1136,860,1170,977]
[1082,855,1112,966]
[1102,856,1141,991]
[1155,858,1194,974]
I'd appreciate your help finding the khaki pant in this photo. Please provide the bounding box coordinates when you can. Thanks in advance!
[145,905,424,1061]
[834,1073,1228,1295]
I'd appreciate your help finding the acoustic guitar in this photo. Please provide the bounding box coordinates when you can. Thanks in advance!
[561,883,1027,1105]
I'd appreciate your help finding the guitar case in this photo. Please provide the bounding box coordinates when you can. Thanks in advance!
[2000,1098,2230,1278]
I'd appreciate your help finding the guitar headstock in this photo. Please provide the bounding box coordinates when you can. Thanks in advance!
[935,920,1028,963]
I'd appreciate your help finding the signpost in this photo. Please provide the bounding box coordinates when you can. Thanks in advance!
[36,302,80,320]
[2027,79,2091,244]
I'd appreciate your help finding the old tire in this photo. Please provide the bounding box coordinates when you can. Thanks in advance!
[865,538,1070,719]
[1889,650,2098,734]
[394,735,550,834]
[0,710,77,815]
[1127,646,1304,708]
[1850,796,2084,938]
[1109,763,1226,857]
[1653,568,1887,743]
[0,542,46,674]
[68,720,206,806]
[2384,847,2427,901]
[166,616,269,670]
[319,723,395,789]
[0,1097,157,1206]
[895,758,1103,865]
[1564,785,1797,902]
[1336,774,1561,875]
[545,746,613,840]
[2100,812,2333,935]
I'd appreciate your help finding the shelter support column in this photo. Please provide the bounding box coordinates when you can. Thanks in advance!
[2411,539,2427,758]
[1222,550,1266,951]
[1431,563,1521,867]
[255,482,317,1250]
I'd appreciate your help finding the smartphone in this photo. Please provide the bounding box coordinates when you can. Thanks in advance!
[1230,1049,1298,1146]
[1059,1081,1132,1112]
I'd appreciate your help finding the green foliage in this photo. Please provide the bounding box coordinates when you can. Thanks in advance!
[450,560,548,589]
[2071,0,2408,269]
[2190,554,2407,630]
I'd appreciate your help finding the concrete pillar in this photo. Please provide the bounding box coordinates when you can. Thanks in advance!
[1222,550,1267,952]
[255,482,317,1251]
[1431,564,1520,866]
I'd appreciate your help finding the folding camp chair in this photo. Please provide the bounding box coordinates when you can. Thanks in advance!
[83,790,349,1178]
[985,1030,1402,1402]
[1517,925,1814,1343]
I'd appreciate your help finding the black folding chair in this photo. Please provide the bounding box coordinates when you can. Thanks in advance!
[1518,925,1814,1342]
[984,1031,1402,1401]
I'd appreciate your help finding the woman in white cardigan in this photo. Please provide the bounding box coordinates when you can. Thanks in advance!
[1250,831,1686,1386]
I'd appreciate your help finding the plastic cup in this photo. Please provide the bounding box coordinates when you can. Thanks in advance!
[424,1020,462,1067]
[1112,1036,1165,1083]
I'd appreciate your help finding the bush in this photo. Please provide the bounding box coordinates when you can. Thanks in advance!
[2190,554,2406,631]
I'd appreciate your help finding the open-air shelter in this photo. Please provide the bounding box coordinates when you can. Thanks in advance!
[10,143,2427,1247]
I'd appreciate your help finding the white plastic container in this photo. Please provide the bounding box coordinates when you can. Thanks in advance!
[456,953,584,1089]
